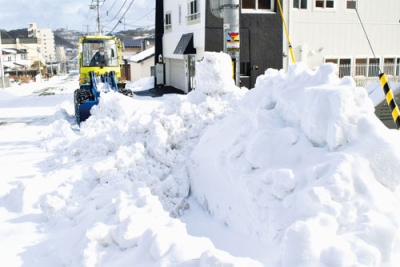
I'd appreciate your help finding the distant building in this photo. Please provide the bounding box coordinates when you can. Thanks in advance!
[2,37,40,63]
[28,23,56,64]
[123,40,143,56]
[1,48,29,76]
[127,47,155,82]
[122,35,156,81]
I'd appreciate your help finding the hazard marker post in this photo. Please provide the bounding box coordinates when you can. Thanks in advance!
[379,73,400,130]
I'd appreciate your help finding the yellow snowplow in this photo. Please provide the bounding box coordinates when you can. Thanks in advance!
[74,35,132,124]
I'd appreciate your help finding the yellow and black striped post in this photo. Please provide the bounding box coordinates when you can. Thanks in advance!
[277,0,296,63]
[379,73,400,130]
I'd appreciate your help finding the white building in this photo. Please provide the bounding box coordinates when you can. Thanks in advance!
[163,0,206,93]
[284,0,400,83]
[28,23,56,64]
[160,0,284,92]
[127,47,154,82]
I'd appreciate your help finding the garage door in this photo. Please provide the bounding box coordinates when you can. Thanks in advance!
[170,59,186,92]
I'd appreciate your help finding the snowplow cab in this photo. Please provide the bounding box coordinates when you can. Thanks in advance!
[74,35,132,125]
[78,35,126,89]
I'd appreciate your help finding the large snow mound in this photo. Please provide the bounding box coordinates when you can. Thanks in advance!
[190,62,400,266]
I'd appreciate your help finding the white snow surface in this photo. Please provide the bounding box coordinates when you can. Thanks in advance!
[1,52,400,267]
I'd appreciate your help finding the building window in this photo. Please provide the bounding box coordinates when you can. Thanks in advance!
[384,58,395,76]
[187,0,200,24]
[165,12,172,31]
[346,0,356,9]
[242,0,274,11]
[397,58,400,76]
[315,0,334,8]
[355,58,367,76]
[293,0,307,9]
[339,58,351,77]
[368,58,380,77]
[179,5,182,24]
[325,58,351,77]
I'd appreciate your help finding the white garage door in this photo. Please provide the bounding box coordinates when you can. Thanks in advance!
[169,59,186,92]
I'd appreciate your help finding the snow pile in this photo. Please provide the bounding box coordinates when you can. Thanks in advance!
[190,62,400,266]
[2,52,400,267]
[126,76,154,92]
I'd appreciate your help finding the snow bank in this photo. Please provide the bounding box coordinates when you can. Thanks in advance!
[4,52,400,267]
[190,62,400,266]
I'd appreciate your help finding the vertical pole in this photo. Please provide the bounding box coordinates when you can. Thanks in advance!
[37,48,42,82]
[97,0,102,35]
[0,30,5,89]
[277,0,295,63]
[379,73,400,129]
[50,55,53,76]
[222,0,240,87]
[155,0,164,87]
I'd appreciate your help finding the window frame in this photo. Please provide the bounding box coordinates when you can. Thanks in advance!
[241,0,275,13]
[179,5,182,24]
[165,12,172,32]
[293,0,307,9]
[383,58,396,76]
[187,0,200,24]
[346,0,356,10]
[314,0,335,9]
[324,57,352,77]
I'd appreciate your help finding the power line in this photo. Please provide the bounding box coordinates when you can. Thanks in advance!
[106,0,135,35]
[102,0,127,26]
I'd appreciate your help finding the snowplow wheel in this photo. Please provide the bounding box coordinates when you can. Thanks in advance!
[74,89,80,119]
[118,88,133,97]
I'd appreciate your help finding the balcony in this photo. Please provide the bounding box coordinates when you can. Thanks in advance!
[186,12,201,25]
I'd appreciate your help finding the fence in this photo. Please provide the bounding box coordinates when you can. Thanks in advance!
[336,63,399,87]
[338,63,400,78]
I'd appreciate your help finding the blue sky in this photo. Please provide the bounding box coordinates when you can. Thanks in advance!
[0,0,155,32]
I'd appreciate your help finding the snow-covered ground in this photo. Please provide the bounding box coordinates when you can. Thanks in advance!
[1,52,400,266]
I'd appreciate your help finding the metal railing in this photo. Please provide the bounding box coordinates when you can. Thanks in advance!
[337,63,399,79]
[186,12,201,24]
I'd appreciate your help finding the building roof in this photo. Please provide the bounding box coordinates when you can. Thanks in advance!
[127,47,154,63]
[2,48,26,54]
[123,39,142,48]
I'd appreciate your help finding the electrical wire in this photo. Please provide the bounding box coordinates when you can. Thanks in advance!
[351,0,381,73]
[125,7,155,26]
[102,0,128,26]
[106,0,135,35]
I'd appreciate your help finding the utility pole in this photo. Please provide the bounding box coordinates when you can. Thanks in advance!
[90,0,103,35]
[96,0,101,35]
[37,47,42,82]
[0,30,5,89]
[154,0,165,88]
[50,55,53,76]
[210,0,240,87]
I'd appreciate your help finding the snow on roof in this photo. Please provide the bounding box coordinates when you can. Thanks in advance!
[127,46,154,63]
[2,48,17,54]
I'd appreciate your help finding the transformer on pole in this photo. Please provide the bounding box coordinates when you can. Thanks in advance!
[210,0,240,86]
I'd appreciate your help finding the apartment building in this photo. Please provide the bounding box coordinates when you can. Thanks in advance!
[28,23,56,63]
